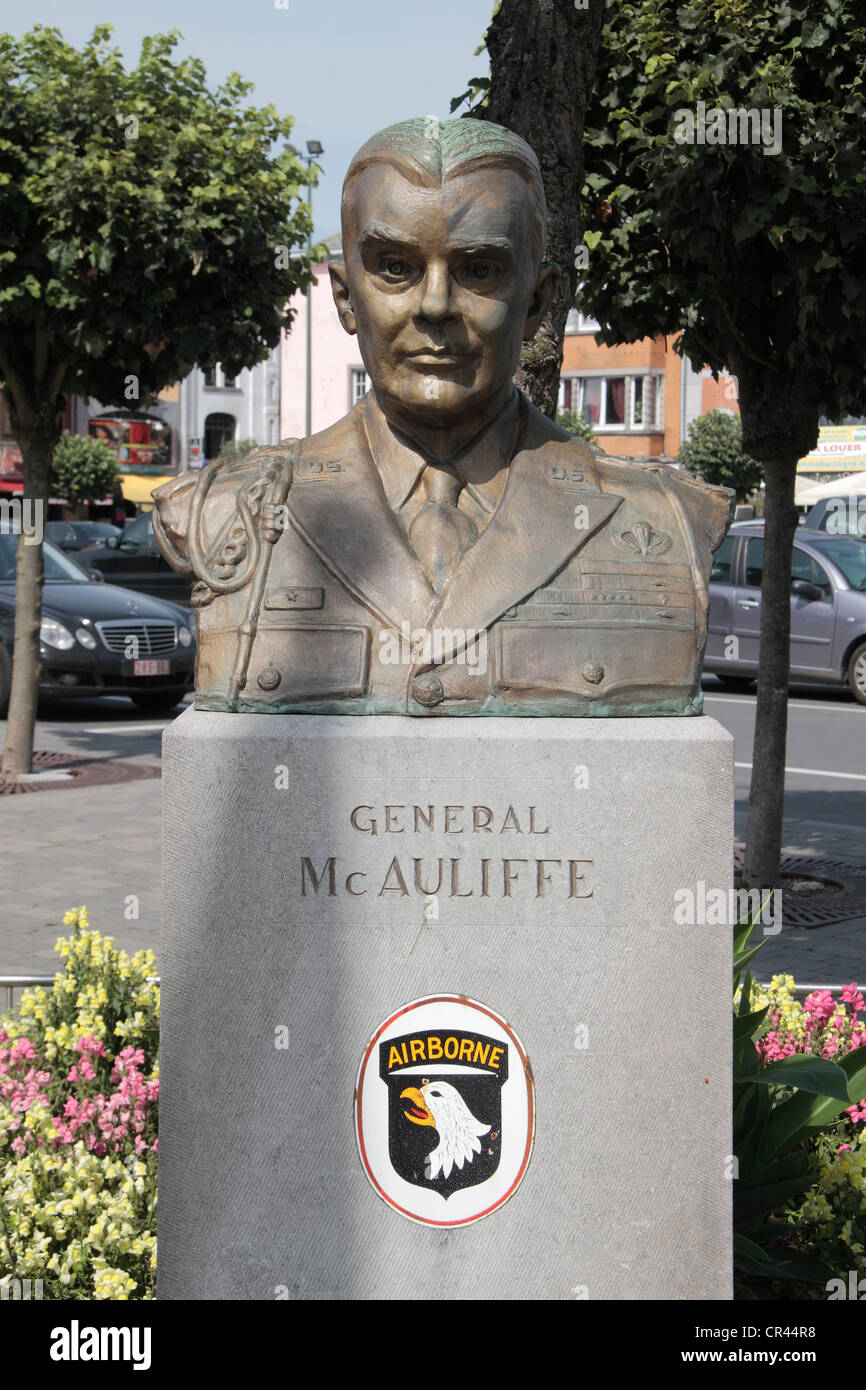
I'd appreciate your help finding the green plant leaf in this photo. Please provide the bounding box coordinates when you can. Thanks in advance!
[733,1233,773,1268]
[734,1176,814,1224]
[761,1048,866,1160]
[733,1006,770,1040]
[741,1054,851,1102]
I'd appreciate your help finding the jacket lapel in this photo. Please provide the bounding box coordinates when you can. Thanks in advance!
[418,448,623,668]
[284,410,434,631]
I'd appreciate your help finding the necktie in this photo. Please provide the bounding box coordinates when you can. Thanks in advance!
[407,463,478,594]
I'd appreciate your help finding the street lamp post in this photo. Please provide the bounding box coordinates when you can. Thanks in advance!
[305,140,323,438]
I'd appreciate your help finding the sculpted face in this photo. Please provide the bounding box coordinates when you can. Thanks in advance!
[332,163,558,437]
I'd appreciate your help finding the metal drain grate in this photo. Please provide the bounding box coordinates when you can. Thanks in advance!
[734,846,866,928]
[0,750,158,794]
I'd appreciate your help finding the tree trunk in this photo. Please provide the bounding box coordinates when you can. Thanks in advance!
[482,0,606,417]
[741,453,800,888]
[1,407,62,782]
[735,367,819,888]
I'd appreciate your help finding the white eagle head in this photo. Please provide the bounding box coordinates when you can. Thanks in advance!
[400,1079,492,1181]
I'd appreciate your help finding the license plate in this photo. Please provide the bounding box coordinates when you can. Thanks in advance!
[133,659,170,676]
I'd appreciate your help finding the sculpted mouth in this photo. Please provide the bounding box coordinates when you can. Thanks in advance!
[406,348,465,361]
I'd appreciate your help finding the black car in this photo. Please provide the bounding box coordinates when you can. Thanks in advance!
[43,520,123,552]
[0,533,196,714]
[77,509,192,605]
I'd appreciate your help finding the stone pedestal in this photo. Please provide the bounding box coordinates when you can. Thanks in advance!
[159,710,733,1300]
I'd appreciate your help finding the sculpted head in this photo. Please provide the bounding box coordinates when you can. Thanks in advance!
[330,117,559,436]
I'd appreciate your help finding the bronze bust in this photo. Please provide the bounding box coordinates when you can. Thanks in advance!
[153,117,733,716]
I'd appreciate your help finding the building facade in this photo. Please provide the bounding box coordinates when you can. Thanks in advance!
[281,239,370,439]
[559,309,741,459]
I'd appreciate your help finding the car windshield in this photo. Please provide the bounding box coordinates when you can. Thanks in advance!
[809,536,866,591]
[0,532,90,583]
[119,512,156,549]
[78,522,120,539]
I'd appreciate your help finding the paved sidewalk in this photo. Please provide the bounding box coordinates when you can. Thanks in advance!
[1,779,864,987]
[0,779,163,975]
[734,806,866,986]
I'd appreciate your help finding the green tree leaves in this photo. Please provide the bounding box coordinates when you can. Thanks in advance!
[50,432,118,510]
[0,24,317,417]
[678,409,763,501]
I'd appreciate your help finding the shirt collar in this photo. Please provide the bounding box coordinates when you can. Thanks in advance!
[359,389,524,515]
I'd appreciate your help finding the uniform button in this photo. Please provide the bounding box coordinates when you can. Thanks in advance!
[411,673,444,707]
[581,661,604,685]
[257,667,281,691]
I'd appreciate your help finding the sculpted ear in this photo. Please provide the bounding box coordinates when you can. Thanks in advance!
[329,261,357,336]
[523,261,561,341]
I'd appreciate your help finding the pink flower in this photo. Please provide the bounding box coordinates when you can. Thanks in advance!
[805,990,836,1025]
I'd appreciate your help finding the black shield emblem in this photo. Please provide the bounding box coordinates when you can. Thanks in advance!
[379,1028,508,1199]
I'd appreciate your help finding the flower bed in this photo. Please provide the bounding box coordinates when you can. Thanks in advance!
[744,973,866,1288]
[0,909,158,1299]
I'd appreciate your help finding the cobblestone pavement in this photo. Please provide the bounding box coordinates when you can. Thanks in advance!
[1,777,863,989]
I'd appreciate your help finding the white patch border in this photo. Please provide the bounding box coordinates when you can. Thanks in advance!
[354,994,535,1227]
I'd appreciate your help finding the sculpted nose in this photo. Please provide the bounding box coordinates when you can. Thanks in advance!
[417,263,457,322]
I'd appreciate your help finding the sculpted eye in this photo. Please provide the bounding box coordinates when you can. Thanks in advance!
[458,259,502,287]
[380,256,411,279]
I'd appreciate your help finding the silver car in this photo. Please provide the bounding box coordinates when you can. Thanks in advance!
[704,523,866,704]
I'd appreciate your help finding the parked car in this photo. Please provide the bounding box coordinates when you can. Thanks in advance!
[0,532,195,714]
[77,509,192,605]
[704,523,866,703]
[43,520,123,552]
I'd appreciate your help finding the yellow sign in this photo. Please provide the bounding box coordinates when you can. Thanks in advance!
[798,425,866,473]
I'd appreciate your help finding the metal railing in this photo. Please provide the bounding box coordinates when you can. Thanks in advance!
[0,975,850,1013]
[0,975,160,1012]
[0,976,54,1012]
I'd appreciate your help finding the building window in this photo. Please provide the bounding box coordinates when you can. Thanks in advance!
[204,413,235,461]
[564,307,603,335]
[560,374,664,432]
[351,369,370,406]
[203,365,238,389]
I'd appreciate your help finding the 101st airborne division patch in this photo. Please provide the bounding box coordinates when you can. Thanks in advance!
[355,995,535,1227]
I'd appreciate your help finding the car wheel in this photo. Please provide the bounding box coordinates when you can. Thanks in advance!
[847,642,866,705]
[715,674,755,691]
[0,643,10,717]
[130,692,186,714]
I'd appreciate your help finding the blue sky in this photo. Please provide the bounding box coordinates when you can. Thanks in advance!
[0,0,493,238]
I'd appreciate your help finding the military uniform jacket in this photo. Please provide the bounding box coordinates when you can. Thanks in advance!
[152,392,733,717]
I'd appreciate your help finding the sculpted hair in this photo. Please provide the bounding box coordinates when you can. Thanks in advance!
[342,116,548,266]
